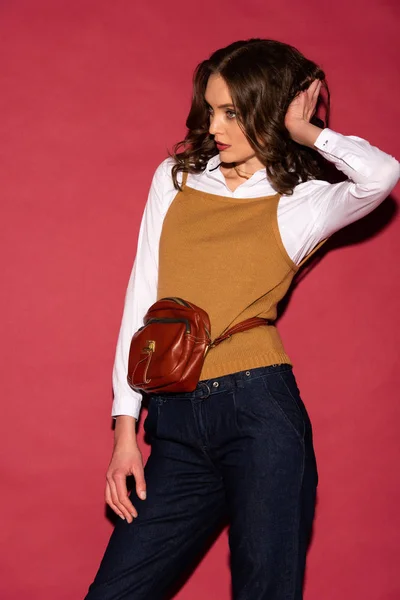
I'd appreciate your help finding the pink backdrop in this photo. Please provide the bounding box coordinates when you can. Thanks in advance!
[1,1,399,598]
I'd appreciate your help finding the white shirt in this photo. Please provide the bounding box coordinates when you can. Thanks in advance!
[111,128,399,420]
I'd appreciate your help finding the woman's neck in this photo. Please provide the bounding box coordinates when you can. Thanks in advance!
[219,165,263,193]
[219,157,265,192]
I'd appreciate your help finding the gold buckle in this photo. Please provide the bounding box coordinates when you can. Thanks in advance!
[143,340,156,353]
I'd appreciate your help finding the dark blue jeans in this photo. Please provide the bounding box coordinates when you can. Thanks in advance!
[85,364,318,599]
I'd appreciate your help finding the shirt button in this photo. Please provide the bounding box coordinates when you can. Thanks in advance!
[212,381,219,388]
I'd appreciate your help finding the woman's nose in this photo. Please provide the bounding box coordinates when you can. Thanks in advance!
[209,114,222,136]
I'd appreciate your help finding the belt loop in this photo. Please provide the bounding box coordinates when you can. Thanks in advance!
[235,371,245,388]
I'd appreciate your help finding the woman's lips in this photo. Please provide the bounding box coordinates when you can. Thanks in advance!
[216,142,231,151]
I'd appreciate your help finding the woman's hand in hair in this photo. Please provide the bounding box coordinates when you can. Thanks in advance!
[284,79,323,148]
[105,415,146,523]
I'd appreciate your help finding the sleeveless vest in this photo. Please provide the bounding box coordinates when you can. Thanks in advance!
[157,171,321,380]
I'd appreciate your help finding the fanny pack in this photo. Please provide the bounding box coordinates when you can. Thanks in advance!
[127,297,270,394]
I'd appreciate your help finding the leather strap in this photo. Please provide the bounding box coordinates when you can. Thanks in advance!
[211,317,270,348]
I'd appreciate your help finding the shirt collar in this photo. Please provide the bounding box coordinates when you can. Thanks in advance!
[206,154,222,172]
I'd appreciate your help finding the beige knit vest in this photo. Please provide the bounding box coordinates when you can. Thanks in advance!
[157,172,321,380]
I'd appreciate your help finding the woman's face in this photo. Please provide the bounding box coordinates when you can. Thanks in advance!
[205,74,261,168]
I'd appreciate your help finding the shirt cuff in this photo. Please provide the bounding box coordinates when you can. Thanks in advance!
[111,393,142,420]
[314,127,337,153]
[313,127,371,179]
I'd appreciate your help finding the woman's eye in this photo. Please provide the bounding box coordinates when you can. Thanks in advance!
[226,110,236,120]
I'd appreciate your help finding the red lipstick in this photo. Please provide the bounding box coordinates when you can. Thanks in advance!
[216,142,231,151]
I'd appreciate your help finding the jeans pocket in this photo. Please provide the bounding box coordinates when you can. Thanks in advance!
[261,372,306,441]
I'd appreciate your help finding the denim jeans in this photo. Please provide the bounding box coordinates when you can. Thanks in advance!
[85,364,318,600]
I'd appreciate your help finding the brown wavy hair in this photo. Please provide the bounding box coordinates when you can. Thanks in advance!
[170,38,330,195]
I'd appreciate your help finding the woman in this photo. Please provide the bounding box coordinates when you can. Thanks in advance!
[85,39,399,599]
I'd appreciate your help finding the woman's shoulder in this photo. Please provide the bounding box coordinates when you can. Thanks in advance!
[146,158,182,212]
[152,156,182,185]
[152,156,205,186]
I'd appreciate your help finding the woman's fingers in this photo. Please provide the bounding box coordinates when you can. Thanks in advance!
[113,471,138,518]
[285,79,324,142]
[107,476,137,523]
[312,80,322,104]
[132,462,147,501]
[304,80,322,120]
[104,439,145,523]
[105,481,125,520]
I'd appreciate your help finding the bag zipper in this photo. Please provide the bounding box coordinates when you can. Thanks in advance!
[160,297,192,308]
[159,297,211,338]
[146,317,191,334]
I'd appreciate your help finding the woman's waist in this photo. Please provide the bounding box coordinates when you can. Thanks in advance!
[151,363,293,401]
[199,325,291,380]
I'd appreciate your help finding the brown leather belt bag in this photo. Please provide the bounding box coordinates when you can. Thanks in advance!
[127,297,270,394]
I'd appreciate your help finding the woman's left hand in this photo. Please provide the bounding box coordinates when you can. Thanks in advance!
[284,80,323,147]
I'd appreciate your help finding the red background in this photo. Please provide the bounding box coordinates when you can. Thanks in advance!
[1,1,399,599]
